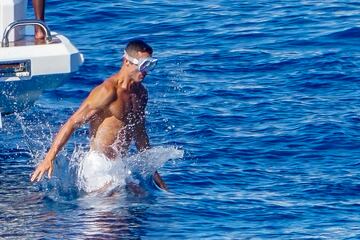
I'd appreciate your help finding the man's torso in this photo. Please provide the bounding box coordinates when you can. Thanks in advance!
[88,76,147,159]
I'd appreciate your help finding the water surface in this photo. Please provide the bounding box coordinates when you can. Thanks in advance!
[2,0,360,239]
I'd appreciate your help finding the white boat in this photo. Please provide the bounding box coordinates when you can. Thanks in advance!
[0,0,84,126]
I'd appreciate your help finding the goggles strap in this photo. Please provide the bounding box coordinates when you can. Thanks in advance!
[123,50,139,65]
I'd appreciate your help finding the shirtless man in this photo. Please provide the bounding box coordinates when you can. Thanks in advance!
[30,39,168,191]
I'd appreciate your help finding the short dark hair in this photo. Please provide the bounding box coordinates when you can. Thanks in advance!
[125,39,153,56]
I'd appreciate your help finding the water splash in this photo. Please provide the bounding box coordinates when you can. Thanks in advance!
[14,111,54,162]
[71,145,183,194]
[76,150,128,193]
[123,146,184,177]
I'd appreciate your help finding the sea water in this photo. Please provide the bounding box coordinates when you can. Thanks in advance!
[2,0,360,239]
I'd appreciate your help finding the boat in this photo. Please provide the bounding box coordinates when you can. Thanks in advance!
[0,0,84,127]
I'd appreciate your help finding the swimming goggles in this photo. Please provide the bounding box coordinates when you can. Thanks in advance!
[123,50,158,73]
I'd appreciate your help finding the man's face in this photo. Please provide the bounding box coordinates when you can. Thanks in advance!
[127,51,151,83]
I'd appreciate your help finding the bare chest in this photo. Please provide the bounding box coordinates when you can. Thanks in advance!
[108,92,141,122]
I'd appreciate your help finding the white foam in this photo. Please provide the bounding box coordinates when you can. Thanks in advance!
[77,151,128,193]
[74,146,184,193]
[123,146,184,177]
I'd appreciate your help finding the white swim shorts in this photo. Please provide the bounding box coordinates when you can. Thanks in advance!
[77,151,127,192]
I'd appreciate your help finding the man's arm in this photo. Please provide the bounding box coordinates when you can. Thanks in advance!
[30,84,115,182]
[134,118,168,191]
[133,87,168,191]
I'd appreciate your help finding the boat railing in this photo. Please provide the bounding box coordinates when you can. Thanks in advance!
[1,19,52,47]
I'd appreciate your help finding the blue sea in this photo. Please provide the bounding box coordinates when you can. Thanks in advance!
[2,0,360,239]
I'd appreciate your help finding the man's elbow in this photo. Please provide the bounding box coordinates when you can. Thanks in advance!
[67,116,83,131]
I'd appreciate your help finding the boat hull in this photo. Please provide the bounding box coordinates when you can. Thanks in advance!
[0,73,70,113]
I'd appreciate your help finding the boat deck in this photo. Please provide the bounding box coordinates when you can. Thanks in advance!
[6,35,62,47]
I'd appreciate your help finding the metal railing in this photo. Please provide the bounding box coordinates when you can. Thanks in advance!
[1,19,52,47]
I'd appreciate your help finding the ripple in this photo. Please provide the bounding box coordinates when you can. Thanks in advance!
[2,0,360,239]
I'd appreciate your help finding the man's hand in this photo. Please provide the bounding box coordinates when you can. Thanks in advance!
[154,171,168,191]
[30,159,54,182]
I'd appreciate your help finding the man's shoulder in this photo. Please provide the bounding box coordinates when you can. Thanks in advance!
[93,78,116,94]
[136,83,148,97]
[86,79,116,105]
[131,84,148,105]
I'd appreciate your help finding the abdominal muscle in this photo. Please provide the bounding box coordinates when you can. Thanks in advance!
[89,115,132,160]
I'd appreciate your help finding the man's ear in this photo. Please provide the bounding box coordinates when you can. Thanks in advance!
[123,58,130,66]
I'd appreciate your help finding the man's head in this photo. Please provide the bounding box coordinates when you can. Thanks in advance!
[123,39,157,83]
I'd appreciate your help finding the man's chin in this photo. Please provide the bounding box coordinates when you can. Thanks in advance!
[136,77,144,82]
[130,76,142,83]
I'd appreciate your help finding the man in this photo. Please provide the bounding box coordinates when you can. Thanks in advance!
[32,0,45,39]
[30,39,168,191]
